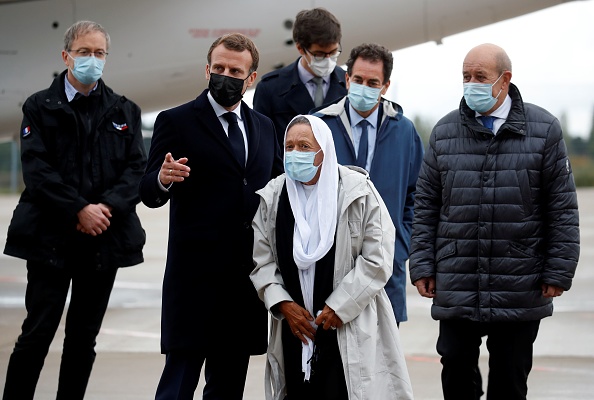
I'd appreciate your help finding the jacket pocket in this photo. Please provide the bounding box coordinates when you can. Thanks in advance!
[110,212,146,253]
[7,202,40,243]
[101,113,136,163]
[436,241,457,263]
[516,169,533,218]
[440,171,455,217]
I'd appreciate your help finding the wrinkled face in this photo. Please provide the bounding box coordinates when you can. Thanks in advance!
[285,122,323,166]
[205,44,256,90]
[462,52,500,86]
[462,47,510,112]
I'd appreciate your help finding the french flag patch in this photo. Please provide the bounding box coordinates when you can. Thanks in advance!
[22,126,31,137]
[112,122,128,131]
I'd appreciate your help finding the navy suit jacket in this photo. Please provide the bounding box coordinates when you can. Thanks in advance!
[253,57,347,146]
[139,89,283,354]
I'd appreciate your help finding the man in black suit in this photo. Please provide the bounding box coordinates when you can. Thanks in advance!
[253,7,347,146]
[139,33,283,400]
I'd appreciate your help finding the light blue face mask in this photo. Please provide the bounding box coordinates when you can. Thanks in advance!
[463,73,503,113]
[284,149,322,183]
[69,54,105,85]
[348,82,382,112]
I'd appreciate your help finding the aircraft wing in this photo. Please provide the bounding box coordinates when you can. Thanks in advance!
[0,0,580,141]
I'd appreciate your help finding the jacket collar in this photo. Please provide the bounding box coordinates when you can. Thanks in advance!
[43,70,116,113]
[460,83,526,136]
[279,58,347,96]
[193,89,261,169]
[316,96,403,122]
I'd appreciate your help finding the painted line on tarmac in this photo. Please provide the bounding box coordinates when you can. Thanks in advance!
[100,328,160,339]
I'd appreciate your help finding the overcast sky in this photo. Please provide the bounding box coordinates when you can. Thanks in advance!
[384,0,594,139]
[246,0,594,139]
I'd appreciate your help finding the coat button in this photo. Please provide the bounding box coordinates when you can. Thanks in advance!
[243,178,247,185]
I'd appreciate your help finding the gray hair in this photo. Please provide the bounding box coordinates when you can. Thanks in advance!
[64,21,110,51]
[286,115,311,132]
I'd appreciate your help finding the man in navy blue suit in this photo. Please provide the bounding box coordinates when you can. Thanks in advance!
[139,33,283,400]
[253,7,347,147]
[313,43,425,326]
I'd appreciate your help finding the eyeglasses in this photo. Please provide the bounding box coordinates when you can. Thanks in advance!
[304,46,341,62]
[68,49,109,59]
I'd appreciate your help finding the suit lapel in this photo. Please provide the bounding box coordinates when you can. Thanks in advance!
[242,103,259,169]
[325,69,347,103]
[281,62,315,117]
[193,91,245,169]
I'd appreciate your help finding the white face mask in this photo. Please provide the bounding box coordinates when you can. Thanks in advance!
[307,55,337,78]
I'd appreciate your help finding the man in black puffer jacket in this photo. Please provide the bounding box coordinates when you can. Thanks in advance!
[409,43,579,400]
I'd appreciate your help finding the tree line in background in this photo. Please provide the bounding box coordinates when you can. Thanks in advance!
[1,108,594,192]
[412,107,594,188]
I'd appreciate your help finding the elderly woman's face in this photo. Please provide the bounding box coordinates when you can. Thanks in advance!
[285,122,321,155]
[284,122,324,184]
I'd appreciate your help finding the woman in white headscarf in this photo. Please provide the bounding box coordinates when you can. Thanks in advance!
[251,114,414,400]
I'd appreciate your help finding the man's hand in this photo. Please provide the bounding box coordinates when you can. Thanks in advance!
[160,152,190,186]
[542,283,564,298]
[413,276,437,298]
[76,203,112,236]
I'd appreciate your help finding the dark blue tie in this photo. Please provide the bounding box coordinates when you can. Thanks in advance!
[356,120,369,169]
[480,115,495,131]
[223,112,245,165]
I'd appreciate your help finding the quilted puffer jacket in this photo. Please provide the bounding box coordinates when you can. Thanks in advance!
[409,83,580,322]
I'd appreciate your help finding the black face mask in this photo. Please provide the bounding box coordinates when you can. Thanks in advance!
[208,72,247,107]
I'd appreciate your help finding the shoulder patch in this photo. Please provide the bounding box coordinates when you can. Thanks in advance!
[112,122,128,131]
[22,126,31,138]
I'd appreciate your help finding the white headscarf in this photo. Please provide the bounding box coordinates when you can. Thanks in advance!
[284,114,339,380]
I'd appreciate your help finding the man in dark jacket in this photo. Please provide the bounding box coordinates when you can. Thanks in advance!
[313,43,424,325]
[409,43,580,400]
[253,7,347,147]
[2,21,146,400]
[139,33,283,399]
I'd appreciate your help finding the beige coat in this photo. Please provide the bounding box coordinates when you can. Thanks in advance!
[251,165,414,400]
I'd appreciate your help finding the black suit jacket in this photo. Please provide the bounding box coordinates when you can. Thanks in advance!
[139,89,283,354]
[253,57,347,146]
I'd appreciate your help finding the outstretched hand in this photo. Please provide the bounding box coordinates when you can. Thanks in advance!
[160,152,190,186]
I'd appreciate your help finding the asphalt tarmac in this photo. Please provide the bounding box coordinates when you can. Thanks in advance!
[1,188,593,399]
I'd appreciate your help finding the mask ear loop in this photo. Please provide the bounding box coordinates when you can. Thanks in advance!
[492,73,505,100]
[313,148,324,168]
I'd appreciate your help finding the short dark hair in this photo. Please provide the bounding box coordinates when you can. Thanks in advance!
[292,8,341,49]
[207,33,259,73]
[346,43,393,85]
[64,21,110,51]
